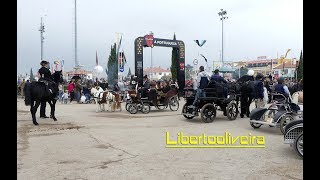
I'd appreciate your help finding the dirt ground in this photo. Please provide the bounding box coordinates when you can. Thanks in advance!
[17,97,303,180]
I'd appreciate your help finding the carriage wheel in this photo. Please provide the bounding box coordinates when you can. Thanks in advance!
[182,103,195,119]
[169,96,179,111]
[250,122,262,129]
[294,132,303,158]
[128,104,138,114]
[125,102,131,112]
[279,114,294,134]
[226,100,238,120]
[141,103,151,114]
[200,103,216,123]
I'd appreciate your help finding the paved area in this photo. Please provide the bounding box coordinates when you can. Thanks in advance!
[17,98,303,180]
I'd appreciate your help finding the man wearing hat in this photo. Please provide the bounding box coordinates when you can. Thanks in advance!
[38,60,53,118]
[38,61,53,81]
[139,75,150,97]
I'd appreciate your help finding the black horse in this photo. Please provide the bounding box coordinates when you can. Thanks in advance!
[24,71,63,125]
[236,75,255,118]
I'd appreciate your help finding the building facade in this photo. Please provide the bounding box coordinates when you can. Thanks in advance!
[143,67,171,80]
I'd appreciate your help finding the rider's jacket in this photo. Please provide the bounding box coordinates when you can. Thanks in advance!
[38,67,52,81]
[274,83,288,97]
[210,74,227,84]
[253,80,264,99]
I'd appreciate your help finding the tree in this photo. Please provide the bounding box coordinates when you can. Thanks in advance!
[127,67,132,78]
[106,43,118,84]
[296,50,303,81]
[30,68,35,82]
[170,33,178,80]
[185,64,193,80]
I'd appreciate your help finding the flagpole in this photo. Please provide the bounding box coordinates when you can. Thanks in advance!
[115,32,123,81]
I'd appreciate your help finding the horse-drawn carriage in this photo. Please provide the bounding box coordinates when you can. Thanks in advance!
[181,81,240,123]
[125,87,179,114]
[249,93,303,134]
[284,120,303,158]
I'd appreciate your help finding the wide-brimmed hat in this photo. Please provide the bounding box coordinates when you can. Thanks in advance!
[40,60,49,65]
[213,69,219,74]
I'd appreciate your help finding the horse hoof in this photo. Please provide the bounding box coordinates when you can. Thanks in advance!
[53,118,57,121]
[240,114,244,118]
[33,122,39,125]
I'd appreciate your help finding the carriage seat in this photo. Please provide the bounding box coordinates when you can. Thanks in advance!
[204,81,225,98]
[271,93,288,104]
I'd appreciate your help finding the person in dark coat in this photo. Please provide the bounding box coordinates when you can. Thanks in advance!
[253,73,265,108]
[139,75,150,97]
[38,61,53,118]
[211,69,228,98]
[274,77,290,97]
[38,61,53,82]
[238,69,255,118]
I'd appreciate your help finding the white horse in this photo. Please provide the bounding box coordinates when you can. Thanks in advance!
[292,91,303,104]
[91,86,115,112]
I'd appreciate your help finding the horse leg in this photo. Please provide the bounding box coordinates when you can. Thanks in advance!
[48,100,57,121]
[31,100,41,125]
[112,102,115,112]
[247,96,253,117]
[97,103,101,112]
[240,94,246,118]
[119,102,122,111]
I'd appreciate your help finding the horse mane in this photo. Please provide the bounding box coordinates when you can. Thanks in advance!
[52,71,62,83]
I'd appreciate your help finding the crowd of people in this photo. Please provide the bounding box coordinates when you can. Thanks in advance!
[185,65,303,114]
[17,61,303,116]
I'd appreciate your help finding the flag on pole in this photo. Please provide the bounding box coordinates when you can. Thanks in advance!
[118,51,127,68]
[194,40,207,47]
[116,35,122,60]
[61,60,64,67]
[119,51,123,67]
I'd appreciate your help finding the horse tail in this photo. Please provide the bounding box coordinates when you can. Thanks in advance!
[24,83,32,106]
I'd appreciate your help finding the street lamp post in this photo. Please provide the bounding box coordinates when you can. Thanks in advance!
[218,9,228,67]
[149,31,154,80]
[39,17,45,62]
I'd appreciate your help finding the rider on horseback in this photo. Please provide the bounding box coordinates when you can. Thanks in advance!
[38,61,58,99]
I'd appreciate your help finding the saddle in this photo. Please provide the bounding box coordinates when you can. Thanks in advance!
[38,79,50,85]
[38,79,56,94]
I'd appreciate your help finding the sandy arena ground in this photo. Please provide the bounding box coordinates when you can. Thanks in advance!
[17,97,303,180]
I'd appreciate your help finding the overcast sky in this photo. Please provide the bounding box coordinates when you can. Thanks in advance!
[17,0,303,75]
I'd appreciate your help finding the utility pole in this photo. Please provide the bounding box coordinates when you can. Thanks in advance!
[39,17,45,62]
[73,0,83,73]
